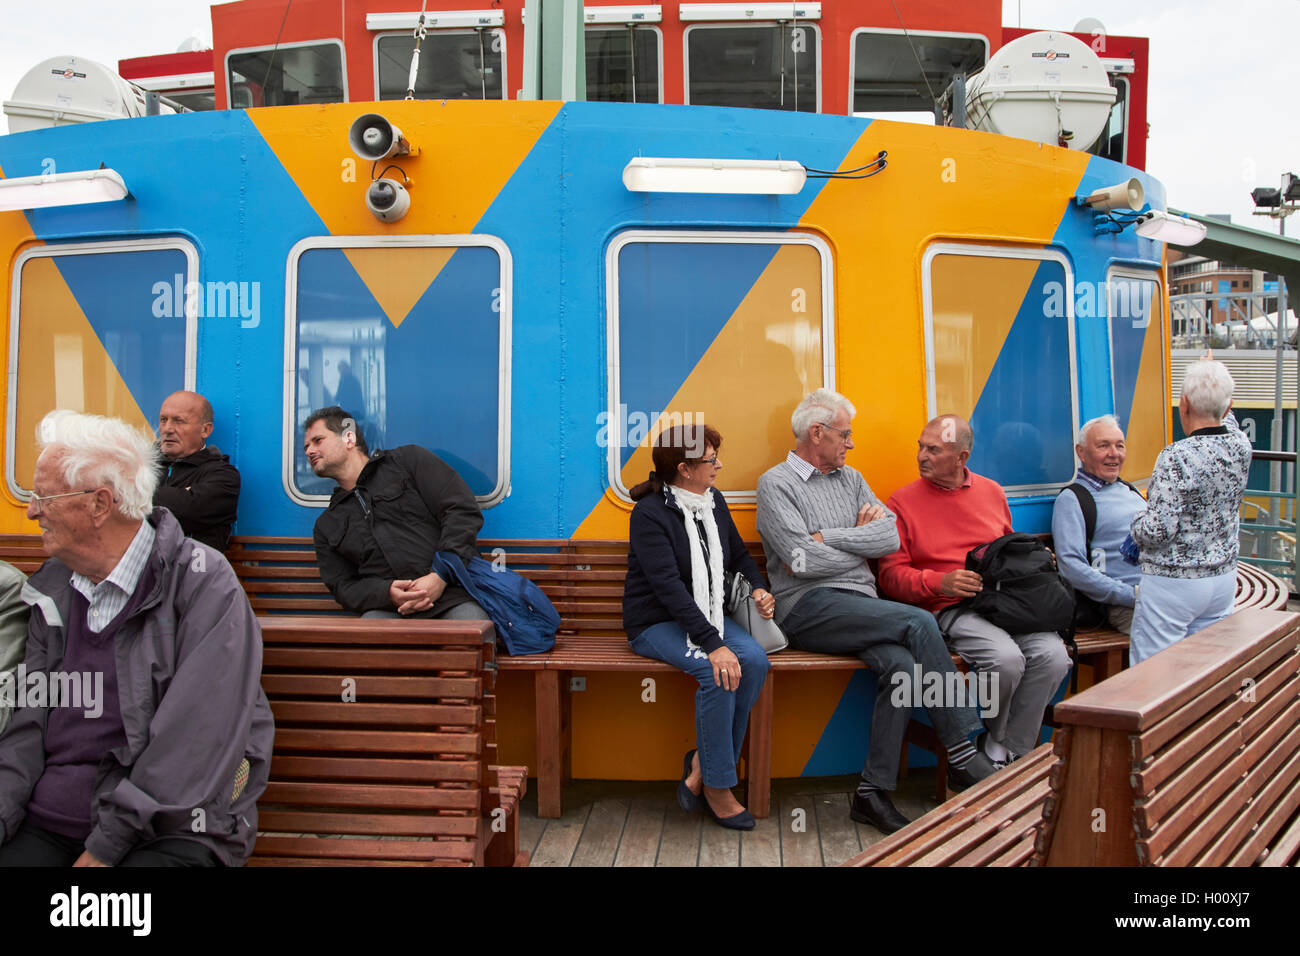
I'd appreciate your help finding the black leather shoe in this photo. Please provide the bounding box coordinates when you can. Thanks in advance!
[676,750,700,813]
[947,751,997,792]
[849,789,911,834]
[702,796,756,831]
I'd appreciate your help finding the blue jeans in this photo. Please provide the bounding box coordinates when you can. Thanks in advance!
[630,619,772,789]
[781,588,984,791]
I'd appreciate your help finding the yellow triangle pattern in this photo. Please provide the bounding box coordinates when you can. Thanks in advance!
[342,247,456,328]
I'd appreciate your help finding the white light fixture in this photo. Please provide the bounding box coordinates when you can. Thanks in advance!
[1133,210,1207,246]
[585,5,663,24]
[0,168,128,211]
[679,3,820,21]
[623,157,807,194]
[366,9,504,31]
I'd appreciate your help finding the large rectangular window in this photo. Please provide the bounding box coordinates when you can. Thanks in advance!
[227,41,346,108]
[586,25,661,103]
[7,239,197,497]
[607,231,834,503]
[1107,268,1166,483]
[284,236,511,506]
[685,24,819,112]
[850,29,986,118]
[375,29,505,100]
[923,244,1078,493]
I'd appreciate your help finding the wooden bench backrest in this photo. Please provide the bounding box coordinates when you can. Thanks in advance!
[252,617,499,866]
[1038,608,1300,866]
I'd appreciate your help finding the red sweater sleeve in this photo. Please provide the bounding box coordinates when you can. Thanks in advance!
[876,495,947,608]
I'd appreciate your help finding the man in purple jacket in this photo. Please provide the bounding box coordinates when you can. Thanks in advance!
[0,410,273,867]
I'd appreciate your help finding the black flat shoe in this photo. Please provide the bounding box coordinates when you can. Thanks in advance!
[849,789,911,834]
[677,750,700,813]
[702,796,756,831]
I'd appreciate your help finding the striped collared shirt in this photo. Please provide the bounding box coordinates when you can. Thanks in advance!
[783,450,831,482]
[71,520,155,633]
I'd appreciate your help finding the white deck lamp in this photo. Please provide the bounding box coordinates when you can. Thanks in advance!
[1133,210,1207,246]
[0,168,128,211]
[623,157,807,194]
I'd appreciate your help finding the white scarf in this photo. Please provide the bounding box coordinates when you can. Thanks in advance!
[670,485,725,656]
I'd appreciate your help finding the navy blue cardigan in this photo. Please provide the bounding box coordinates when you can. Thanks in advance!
[623,486,768,654]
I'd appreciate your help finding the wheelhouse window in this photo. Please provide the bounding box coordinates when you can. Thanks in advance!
[7,239,197,498]
[227,41,345,108]
[685,24,819,112]
[375,29,505,100]
[586,25,661,103]
[851,30,986,118]
[607,232,834,503]
[285,237,511,506]
[923,245,1078,493]
[1107,269,1165,483]
[1088,77,1127,162]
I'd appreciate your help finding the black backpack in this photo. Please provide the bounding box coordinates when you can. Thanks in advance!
[956,533,1077,636]
[1059,481,1142,630]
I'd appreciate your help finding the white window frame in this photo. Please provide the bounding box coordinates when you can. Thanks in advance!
[683,22,823,113]
[6,237,199,500]
[371,28,508,101]
[282,234,512,508]
[225,38,348,107]
[1105,264,1167,487]
[921,242,1079,497]
[584,23,665,104]
[605,229,835,505]
[846,27,989,118]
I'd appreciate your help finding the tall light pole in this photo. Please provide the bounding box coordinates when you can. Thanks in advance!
[1251,173,1298,574]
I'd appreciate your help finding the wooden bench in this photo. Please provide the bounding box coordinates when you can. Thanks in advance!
[251,617,527,866]
[844,607,1300,866]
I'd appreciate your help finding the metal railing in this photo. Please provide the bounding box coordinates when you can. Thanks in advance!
[1240,448,1298,591]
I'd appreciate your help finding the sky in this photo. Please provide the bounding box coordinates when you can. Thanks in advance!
[0,0,1297,231]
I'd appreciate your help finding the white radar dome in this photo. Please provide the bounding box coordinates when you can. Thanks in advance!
[3,55,176,134]
[964,31,1116,150]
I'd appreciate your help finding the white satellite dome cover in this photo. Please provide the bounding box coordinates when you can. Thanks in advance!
[3,55,174,134]
[965,31,1117,150]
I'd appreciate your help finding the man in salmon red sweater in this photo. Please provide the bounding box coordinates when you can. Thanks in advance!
[878,416,1072,769]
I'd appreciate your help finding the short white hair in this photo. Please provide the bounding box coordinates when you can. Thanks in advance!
[37,410,158,519]
[1076,414,1123,447]
[1181,361,1235,420]
[792,388,857,440]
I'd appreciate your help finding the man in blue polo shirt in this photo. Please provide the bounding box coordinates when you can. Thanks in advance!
[1052,415,1147,633]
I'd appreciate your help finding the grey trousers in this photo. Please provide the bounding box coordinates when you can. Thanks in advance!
[1107,604,1135,634]
[936,608,1072,757]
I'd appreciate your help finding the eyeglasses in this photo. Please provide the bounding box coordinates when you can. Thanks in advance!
[28,488,97,514]
[818,422,853,441]
[696,456,720,466]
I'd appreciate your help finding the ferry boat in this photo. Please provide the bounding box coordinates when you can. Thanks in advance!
[0,1,1195,792]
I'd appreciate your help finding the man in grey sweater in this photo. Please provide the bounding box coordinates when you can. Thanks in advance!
[756,389,994,834]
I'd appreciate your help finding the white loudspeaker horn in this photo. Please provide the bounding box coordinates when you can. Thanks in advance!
[1084,178,1145,212]
[348,113,410,161]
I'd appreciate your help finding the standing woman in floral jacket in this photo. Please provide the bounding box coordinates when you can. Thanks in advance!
[1129,356,1252,664]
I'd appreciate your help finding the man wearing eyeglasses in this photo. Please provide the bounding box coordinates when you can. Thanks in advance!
[0,410,271,866]
[304,406,488,622]
[756,390,995,835]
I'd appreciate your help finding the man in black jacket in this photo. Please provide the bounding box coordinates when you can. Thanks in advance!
[304,406,489,622]
[153,391,240,550]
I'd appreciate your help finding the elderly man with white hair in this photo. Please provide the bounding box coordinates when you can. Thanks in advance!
[1128,357,1252,664]
[0,410,273,867]
[1051,415,1147,634]
[756,389,994,835]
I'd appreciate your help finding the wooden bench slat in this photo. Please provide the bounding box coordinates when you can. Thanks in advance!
[1257,793,1300,866]
[274,728,482,755]
[256,810,479,837]
[269,701,482,726]
[269,755,482,783]
[259,674,480,698]
[261,782,481,810]
[1192,747,1300,867]
[262,648,484,670]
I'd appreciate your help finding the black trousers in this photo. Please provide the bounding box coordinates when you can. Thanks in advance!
[0,823,220,867]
